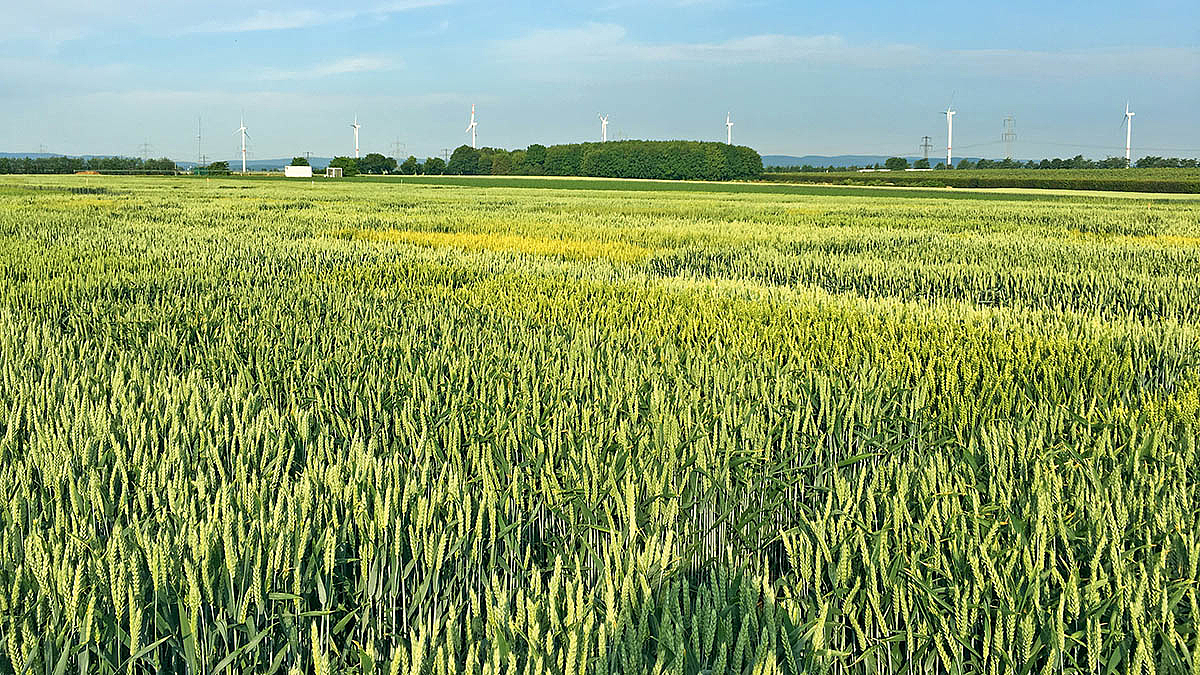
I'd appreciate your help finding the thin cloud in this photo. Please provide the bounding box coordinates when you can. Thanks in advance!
[65,88,476,110]
[1,1,454,45]
[0,57,134,94]
[494,24,1200,81]
[494,24,925,69]
[193,9,329,33]
[185,0,453,33]
[952,46,1200,78]
[259,55,402,80]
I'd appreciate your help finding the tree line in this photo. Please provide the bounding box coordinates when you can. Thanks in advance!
[764,154,1199,173]
[0,156,179,174]
[442,141,762,180]
[317,141,762,181]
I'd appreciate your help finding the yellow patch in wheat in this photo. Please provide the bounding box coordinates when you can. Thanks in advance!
[332,227,651,263]
[1117,234,1200,247]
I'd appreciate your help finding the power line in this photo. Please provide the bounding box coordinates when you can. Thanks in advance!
[955,140,1003,150]
[920,136,933,161]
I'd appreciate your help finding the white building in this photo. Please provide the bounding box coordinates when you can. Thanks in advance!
[284,165,313,178]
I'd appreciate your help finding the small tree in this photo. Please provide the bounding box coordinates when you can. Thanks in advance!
[884,157,909,170]
[423,157,446,175]
[400,156,420,175]
[913,158,930,169]
[144,157,177,171]
[329,156,359,176]
[447,146,481,175]
[524,144,546,174]
[291,156,309,166]
[358,153,397,174]
[489,152,512,175]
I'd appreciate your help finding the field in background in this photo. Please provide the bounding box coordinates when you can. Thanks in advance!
[1,176,1199,673]
[210,168,1200,194]
[136,170,1200,201]
[765,167,1200,193]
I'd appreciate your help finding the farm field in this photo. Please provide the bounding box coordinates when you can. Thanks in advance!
[1,175,1200,674]
[764,168,1200,193]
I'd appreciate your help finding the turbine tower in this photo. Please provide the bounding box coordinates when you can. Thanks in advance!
[599,114,609,142]
[234,114,250,174]
[943,104,956,168]
[351,115,361,159]
[726,113,734,145]
[466,105,478,149]
[1122,102,1135,166]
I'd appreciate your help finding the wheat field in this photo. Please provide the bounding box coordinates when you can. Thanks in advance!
[1,176,1198,674]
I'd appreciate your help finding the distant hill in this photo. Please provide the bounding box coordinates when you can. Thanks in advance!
[0,153,332,170]
[763,154,989,168]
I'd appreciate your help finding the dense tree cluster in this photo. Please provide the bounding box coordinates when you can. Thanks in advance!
[323,154,400,176]
[1135,156,1200,168]
[0,156,178,174]
[392,156,449,175]
[327,157,359,177]
[357,153,398,174]
[422,141,761,180]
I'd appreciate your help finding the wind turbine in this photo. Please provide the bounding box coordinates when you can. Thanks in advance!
[351,115,361,159]
[466,105,478,149]
[1122,102,1135,166]
[943,104,956,168]
[599,114,609,142]
[725,112,734,145]
[234,114,250,174]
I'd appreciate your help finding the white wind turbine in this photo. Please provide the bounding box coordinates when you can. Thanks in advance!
[599,114,609,142]
[943,104,957,168]
[1122,102,1135,166]
[351,115,361,159]
[234,114,250,174]
[725,112,734,145]
[466,105,478,149]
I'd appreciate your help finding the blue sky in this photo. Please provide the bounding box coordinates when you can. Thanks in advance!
[2,0,1197,161]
